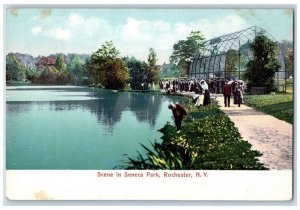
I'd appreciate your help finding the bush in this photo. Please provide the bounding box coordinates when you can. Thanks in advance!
[244,33,281,93]
[121,100,266,170]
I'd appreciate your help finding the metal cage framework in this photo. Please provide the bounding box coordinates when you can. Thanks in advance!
[188,26,288,91]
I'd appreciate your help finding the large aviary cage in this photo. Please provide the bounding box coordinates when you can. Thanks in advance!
[188,26,288,91]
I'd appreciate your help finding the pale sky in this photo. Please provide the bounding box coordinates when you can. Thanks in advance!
[5,8,294,64]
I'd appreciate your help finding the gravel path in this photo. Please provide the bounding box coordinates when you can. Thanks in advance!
[215,95,293,170]
[174,91,293,170]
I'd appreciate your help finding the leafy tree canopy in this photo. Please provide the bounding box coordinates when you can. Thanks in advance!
[147,48,160,84]
[244,33,281,92]
[88,41,128,89]
[169,31,206,75]
[6,53,27,81]
[286,48,293,77]
[55,54,67,72]
[225,49,239,79]
[91,41,120,64]
[124,56,149,90]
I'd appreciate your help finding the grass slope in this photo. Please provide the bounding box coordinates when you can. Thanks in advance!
[243,94,293,124]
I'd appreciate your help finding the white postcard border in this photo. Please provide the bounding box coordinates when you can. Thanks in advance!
[6,170,292,201]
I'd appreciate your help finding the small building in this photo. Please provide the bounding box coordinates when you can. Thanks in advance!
[35,57,57,68]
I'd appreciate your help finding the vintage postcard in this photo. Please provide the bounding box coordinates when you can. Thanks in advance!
[3,5,294,201]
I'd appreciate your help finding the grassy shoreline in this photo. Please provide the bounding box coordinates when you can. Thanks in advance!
[120,97,267,170]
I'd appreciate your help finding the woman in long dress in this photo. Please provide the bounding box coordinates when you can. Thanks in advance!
[200,80,210,106]
[194,84,203,106]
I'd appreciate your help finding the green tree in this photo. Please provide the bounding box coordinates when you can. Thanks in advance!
[225,49,239,79]
[124,57,149,90]
[6,53,26,81]
[159,63,183,78]
[55,54,67,72]
[25,67,40,82]
[86,57,101,86]
[244,33,281,92]
[92,41,120,61]
[287,48,294,77]
[170,31,206,75]
[67,54,85,84]
[55,54,70,84]
[102,58,129,89]
[159,62,169,78]
[88,41,128,89]
[278,40,293,77]
[147,48,160,85]
[37,66,58,84]
[6,67,11,81]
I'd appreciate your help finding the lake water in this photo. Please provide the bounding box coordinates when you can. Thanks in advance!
[6,86,177,169]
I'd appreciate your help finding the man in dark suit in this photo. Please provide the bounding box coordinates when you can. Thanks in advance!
[168,103,187,133]
[223,80,232,107]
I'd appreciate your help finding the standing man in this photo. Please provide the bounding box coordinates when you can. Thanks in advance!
[223,80,232,107]
[168,103,187,133]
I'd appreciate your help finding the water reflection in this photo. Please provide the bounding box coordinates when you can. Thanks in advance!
[6,87,175,169]
[7,87,165,132]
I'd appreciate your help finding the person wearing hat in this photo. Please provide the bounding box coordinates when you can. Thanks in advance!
[223,80,232,107]
[232,80,238,104]
[235,81,244,107]
[200,80,210,106]
[168,103,187,133]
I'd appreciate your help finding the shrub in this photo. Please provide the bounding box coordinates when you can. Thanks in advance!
[244,33,281,93]
[121,100,266,170]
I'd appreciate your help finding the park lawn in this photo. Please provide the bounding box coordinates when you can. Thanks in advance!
[243,93,293,124]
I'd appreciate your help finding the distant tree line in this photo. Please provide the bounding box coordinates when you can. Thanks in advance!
[6,33,293,91]
[6,41,161,90]
[6,53,90,85]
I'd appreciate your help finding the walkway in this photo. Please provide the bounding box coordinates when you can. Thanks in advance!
[217,95,293,170]
[177,91,293,170]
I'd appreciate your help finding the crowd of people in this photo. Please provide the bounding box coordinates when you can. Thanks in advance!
[160,78,245,107]
[166,78,246,133]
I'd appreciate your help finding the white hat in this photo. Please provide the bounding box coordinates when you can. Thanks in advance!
[168,103,175,109]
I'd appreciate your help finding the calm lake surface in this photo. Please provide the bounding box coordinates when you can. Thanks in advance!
[6,86,176,169]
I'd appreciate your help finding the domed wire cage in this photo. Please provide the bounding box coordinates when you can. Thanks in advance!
[188,26,289,92]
